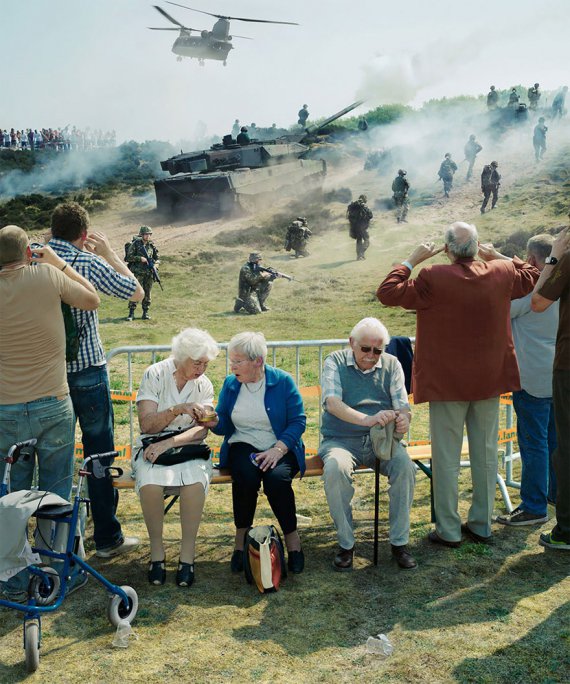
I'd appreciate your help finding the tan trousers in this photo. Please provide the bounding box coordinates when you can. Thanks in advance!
[429,398,499,542]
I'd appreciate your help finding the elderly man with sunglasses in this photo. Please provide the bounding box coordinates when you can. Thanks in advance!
[319,317,417,571]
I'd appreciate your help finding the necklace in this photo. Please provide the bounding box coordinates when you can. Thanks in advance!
[244,376,265,393]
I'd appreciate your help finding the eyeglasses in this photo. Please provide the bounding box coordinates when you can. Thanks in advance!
[229,358,250,367]
[190,359,209,368]
[359,345,382,355]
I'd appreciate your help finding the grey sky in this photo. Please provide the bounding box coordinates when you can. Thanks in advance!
[2,0,569,144]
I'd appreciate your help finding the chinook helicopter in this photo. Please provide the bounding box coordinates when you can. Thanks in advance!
[149,2,298,66]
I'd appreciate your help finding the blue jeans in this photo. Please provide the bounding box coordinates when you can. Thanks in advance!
[0,395,75,597]
[68,365,123,551]
[513,389,557,516]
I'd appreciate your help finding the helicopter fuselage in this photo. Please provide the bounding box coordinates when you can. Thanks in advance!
[172,32,232,61]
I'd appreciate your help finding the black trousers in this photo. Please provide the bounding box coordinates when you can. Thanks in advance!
[229,441,299,535]
[552,370,570,541]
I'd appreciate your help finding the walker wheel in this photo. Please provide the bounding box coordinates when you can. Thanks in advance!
[29,567,61,606]
[24,621,40,673]
[107,586,138,627]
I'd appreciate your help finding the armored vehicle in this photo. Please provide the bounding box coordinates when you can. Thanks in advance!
[154,101,363,217]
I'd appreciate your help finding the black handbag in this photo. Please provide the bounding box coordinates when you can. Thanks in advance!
[138,431,211,466]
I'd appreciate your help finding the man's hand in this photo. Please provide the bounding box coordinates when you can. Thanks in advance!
[395,411,410,433]
[550,227,570,259]
[84,231,114,260]
[362,410,396,428]
[140,256,148,264]
[478,243,510,262]
[406,242,444,268]
[30,244,67,270]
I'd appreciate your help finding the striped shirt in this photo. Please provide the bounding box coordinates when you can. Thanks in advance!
[49,238,138,372]
[321,349,410,411]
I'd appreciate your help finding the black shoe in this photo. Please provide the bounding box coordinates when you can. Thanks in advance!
[126,314,134,321]
[428,530,461,548]
[148,559,166,585]
[391,544,418,569]
[142,312,151,320]
[230,549,244,573]
[461,523,492,544]
[287,549,305,574]
[176,561,195,587]
[261,305,271,312]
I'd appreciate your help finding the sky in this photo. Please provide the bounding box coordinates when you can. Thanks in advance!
[2,0,569,145]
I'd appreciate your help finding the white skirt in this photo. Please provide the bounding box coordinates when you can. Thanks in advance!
[133,453,213,496]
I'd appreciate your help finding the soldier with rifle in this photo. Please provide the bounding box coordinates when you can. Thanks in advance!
[234,252,293,314]
[464,134,483,181]
[527,83,541,111]
[437,153,458,198]
[392,170,410,223]
[285,217,312,258]
[347,194,373,260]
[487,85,499,110]
[480,161,501,214]
[125,226,161,321]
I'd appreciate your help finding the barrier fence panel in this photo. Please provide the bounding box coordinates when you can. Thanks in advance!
[100,339,520,498]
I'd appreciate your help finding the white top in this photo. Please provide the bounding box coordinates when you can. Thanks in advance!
[228,377,277,451]
[132,357,214,494]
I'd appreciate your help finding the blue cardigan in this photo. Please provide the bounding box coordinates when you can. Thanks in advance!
[212,365,306,475]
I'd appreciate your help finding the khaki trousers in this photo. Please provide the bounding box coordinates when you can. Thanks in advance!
[429,398,499,542]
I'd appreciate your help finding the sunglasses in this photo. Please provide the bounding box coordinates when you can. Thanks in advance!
[359,345,382,355]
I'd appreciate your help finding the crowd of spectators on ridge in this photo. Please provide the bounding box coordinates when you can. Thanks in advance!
[0,126,116,152]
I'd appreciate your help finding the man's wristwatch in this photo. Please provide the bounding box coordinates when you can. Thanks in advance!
[545,256,558,265]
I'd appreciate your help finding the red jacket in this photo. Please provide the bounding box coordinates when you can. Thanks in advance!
[377,258,539,403]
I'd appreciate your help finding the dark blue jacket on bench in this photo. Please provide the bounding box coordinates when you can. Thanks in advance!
[212,365,307,475]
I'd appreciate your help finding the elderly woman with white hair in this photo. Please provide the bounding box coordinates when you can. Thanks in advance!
[134,327,219,588]
[199,331,307,574]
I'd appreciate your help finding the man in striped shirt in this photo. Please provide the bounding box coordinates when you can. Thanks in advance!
[50,202,144,558]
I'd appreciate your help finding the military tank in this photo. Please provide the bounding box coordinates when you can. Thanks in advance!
[154,101,363,217]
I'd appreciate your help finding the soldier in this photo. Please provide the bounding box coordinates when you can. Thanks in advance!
[298,104,309,128]
[236,126,250,146]
[346,194,373,260]
[551,86,568,119]
[285,217,312,258]
[234,252,273,314]
[533,117,548,162]
[437,153,458,198]
[391,169,410,223]
[527,83,541,111]
[464,134,483,181]
[487,85,499,110]
[231,119,240,138]
[358,117,369,132]
[125,226,160,320]
[480,161,501,214]
[508,88,520,107]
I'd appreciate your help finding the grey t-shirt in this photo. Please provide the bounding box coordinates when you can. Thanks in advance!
[510,293,559,397]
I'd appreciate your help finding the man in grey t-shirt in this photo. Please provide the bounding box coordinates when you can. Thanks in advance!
[318,317,417,571]
[497,235,558,527]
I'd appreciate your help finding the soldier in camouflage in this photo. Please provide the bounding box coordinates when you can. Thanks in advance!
[527,83,541,111]
[285,217,312,257]
[480,161,501,214]
[437,153,458,198]
[347,194,373,260]
[487,86,499,110]
[234,252,273,314]
[391,170,410,223]
[464,134,483,181]
[125,226,160,320]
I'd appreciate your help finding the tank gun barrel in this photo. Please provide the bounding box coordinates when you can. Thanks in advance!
[304,100,365,135]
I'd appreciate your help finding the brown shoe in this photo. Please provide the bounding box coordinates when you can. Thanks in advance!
[428,530,461,548]
[333,546,354,571]
[391,544,418,569]
[461,523,492,545]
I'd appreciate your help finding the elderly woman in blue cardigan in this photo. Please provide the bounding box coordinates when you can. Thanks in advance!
[197,331,306,574]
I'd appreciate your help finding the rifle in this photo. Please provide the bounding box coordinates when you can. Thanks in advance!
[258,265,295,282]
[140,242,163,291]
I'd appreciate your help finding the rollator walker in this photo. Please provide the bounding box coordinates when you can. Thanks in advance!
[0,440,139,673]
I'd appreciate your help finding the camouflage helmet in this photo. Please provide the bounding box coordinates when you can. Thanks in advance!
[240,126,248,132]
[398,169,406,176]
[490,161,498,167]
[358,194,368,202]
[249,252,262,262]
[490,85,495,90]
[469,134,476,140]
[139,226,153,235]
[296,216,307,223]
[444,153,451,159]
[534,83,539,88]
[538,117,545,123]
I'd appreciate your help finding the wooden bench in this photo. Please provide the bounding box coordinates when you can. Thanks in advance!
[113,446,438,566]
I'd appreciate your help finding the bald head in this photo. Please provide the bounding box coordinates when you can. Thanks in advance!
[0,225,29,266]
[444,222,478,259]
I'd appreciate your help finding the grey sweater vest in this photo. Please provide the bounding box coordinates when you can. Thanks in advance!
[321,349,397,439]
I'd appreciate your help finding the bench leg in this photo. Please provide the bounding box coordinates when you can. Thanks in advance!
[374,457,380,566]
[496,473,514,514]
[415,460,436,523]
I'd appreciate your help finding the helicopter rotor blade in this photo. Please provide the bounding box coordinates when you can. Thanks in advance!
[231,34,253,40]
[148,27,184,31]
[165,1,298,25]
[153,5,189,30]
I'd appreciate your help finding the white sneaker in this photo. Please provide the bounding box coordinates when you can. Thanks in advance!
[95,536,140,559]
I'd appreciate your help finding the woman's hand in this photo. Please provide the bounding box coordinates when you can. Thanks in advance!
[143,438,173,464]
[190,403,219,427]
[254,446,285,472]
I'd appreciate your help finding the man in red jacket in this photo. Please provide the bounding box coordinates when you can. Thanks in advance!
[377,222,539,546]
